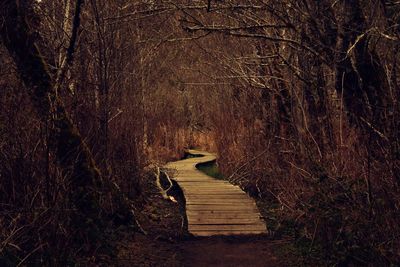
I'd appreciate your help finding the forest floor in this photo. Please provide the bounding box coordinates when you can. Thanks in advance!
[115,171,293,267]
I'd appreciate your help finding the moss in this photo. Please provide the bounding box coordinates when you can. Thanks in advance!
[196,161,225,180]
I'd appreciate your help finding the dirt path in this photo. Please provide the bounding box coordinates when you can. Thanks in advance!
[179,236,282,267]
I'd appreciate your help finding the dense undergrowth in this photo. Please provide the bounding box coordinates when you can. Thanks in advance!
[215,134,400,265]
[194,149,399,265]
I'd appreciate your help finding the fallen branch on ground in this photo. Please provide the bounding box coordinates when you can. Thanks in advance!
[154,167,177,202]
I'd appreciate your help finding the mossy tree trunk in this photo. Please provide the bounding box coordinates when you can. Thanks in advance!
[0,0,133,249]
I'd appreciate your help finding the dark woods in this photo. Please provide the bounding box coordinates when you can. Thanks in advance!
[1,0,399,265]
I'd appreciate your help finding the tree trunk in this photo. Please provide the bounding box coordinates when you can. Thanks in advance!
[335,0,389,133]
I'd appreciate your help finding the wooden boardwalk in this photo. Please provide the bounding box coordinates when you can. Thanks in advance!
[165,150,267,236]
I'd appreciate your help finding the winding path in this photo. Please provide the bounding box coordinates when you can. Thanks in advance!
[165,150,267,236]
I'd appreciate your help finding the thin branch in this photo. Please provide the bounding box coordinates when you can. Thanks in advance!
[187,24,290,31]
[184,25,320,57]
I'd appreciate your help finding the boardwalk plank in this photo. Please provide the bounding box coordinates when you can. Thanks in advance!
[189,224,266,230]
[186,200,255,205]
[191,230,266,236]
[188,218,263,224]
[186,206,258,212]
[186,212,261,218]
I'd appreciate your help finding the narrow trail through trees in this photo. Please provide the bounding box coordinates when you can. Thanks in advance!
[165,150,267,236]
